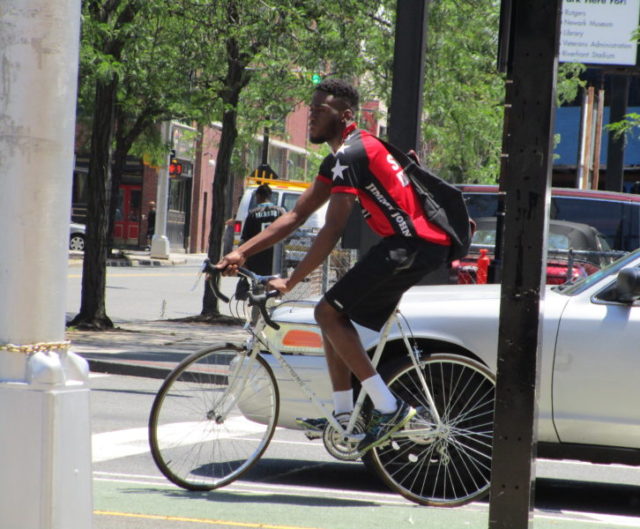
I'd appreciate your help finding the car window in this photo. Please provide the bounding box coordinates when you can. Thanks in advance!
[248,190,280,210]
[548,233,570,250]
[464,194,498,219]
[282,192,299,212]
[471,228,496,246]
[554,250,639,295]
[551,198,624,250]
[463,191,640,252]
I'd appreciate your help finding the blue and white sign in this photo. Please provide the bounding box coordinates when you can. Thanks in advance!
[560,0,640,66]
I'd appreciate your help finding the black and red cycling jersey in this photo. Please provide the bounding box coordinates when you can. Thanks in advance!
[316,124,450,246]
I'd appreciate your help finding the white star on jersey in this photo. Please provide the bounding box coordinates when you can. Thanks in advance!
[332,159,348,182]
[336,143,350,155]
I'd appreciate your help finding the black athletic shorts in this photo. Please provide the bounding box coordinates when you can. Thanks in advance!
[324,236,449,331]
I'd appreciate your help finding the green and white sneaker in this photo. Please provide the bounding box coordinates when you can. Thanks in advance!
[296,412,352,438]
[358,400,417,453]
[295,416,328,432]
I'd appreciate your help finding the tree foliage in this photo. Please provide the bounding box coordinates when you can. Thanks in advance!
[74,0,589,326]
[74,0,384,324]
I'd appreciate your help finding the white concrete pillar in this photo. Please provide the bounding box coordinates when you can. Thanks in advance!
[0,1,92,528]
[150,121,172,258]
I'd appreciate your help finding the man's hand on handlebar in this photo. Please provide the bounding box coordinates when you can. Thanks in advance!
[215,250,246,275]
[267,277,289,294]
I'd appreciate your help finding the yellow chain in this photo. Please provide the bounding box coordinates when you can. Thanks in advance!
[0,341,71,355]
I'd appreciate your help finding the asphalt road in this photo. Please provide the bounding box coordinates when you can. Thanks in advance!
[91,373,640,529]
[66,262,239,322]
[70,263,640,528]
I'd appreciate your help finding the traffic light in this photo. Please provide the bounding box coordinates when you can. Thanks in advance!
[169,158,183,177]
[311,73,322,85]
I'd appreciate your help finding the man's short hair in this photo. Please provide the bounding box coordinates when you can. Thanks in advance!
[255,184,272,201]
[315,78,360,112]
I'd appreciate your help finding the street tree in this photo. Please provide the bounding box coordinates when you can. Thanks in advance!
[71,0,226,329]
[70,0,143,329]
[168,0,384,318]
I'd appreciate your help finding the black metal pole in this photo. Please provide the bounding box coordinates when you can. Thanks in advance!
[489,1,561,528]
[261,127,270,166]
[605,75,629,192]
[387,0,429,152]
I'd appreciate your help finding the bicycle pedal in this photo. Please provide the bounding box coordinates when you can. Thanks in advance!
[304,430,323,440]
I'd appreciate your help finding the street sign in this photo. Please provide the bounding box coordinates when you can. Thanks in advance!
[559,0,640,67]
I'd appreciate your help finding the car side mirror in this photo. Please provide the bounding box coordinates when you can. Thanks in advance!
[615,268,640,304]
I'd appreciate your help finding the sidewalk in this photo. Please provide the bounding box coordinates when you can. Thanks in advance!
[68,249,208,268]
[67,319,246,377]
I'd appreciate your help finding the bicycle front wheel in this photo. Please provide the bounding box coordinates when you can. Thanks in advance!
[149,344,279,490]
[369,354,495,507]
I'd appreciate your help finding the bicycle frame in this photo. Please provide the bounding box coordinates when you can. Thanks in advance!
[240,299,442,441]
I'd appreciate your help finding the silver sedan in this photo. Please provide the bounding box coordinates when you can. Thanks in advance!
[262,249,640,464]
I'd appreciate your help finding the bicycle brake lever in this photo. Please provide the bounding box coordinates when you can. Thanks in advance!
[202,259,230,303]
[250,291,280,330]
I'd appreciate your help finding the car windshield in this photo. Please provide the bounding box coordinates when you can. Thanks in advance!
[553,248,639,295]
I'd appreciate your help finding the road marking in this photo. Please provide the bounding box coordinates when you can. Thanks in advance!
[94,471,640,527]
[92,424,326,462]
[94,510,327,529]
[93,421,295,462]
[537,511,640,527]
[93,471,416,507]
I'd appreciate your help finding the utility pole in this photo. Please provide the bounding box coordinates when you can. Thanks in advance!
[388,0,429,152]
[489,0,561,527]
[151,121,172,258]
[344,0,430,261]
[0,1,92,528]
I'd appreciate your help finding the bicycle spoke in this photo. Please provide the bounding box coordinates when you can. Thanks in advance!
[149,346,279,491]
[372,354,495,506]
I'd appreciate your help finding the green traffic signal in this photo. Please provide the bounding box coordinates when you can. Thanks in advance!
[311,73,322,85]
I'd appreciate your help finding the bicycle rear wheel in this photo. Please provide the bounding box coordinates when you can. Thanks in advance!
[368,354,495,506]
[149,344,279,490]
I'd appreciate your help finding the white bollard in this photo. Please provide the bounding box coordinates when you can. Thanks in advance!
[0,1,92,528]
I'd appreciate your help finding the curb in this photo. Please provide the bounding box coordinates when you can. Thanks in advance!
[69,254,189,268]
[87,358,172,379]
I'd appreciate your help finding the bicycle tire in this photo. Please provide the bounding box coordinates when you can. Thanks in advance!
[149,344,279,490]
[368,353,495,507]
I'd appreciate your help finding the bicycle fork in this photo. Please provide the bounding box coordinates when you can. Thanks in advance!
[211,348,263,422]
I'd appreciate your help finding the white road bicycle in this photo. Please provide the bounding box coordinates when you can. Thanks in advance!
[148,260,496,507]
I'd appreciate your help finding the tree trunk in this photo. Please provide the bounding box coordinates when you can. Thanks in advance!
[201,35,249,317]
[69,77,118,329]
[201,104,240,316]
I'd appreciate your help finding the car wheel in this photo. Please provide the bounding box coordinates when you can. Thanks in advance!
[69,234,85,251]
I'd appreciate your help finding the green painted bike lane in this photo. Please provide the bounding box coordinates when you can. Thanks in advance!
[93,479,640,529]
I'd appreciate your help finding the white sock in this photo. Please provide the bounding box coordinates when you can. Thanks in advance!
[332,389,354,415]
[362,374,397,414]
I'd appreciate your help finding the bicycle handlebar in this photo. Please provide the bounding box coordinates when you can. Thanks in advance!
[202,259,281,330]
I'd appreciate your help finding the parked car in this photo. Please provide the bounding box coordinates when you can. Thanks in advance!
[454,217,618,285]
[459,185,640,252]
[256,249,640,466]
[69,223,86,251]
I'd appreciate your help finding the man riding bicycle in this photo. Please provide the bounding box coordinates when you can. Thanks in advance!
[216,78,450,453]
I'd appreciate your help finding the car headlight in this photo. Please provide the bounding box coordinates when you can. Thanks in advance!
[264,323,324,355]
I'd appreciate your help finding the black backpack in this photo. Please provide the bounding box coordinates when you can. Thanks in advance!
[378,138,472,262]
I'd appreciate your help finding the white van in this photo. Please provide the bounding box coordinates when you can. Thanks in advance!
[233,177,327,248]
